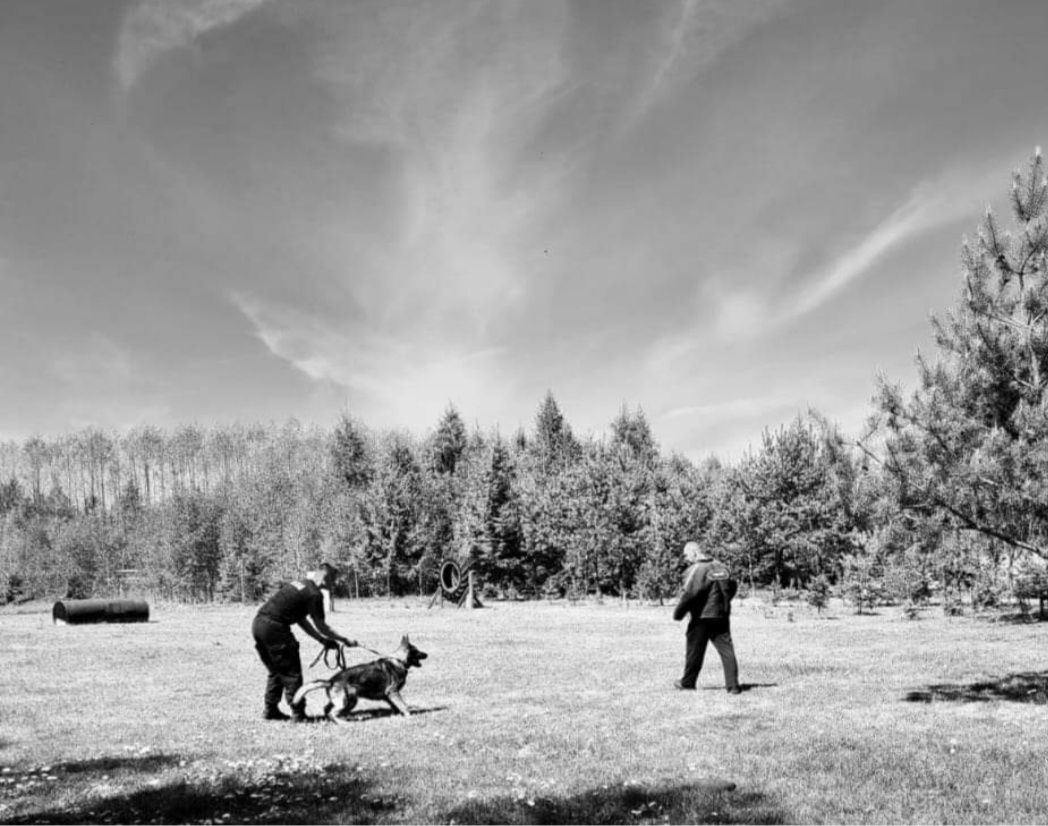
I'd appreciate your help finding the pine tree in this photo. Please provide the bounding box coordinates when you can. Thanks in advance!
[609,404,658,466]
[874,149,1048,563]
[531,391,579,471]
[728,415,859,588]
[331,414,373,490]
[431,405,468,475]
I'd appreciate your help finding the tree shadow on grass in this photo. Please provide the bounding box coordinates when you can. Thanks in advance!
[442,779,787,825]
[49,754,184,774]
[974,610,1047,625]
[905,671,1048,704]
[4,758,396,825]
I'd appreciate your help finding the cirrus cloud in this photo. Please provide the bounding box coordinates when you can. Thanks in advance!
[114,0,271,91]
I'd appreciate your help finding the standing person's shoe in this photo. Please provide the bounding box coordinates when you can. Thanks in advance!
[674,680,696,691]
[263,708,291,721]
[727,686,742,695]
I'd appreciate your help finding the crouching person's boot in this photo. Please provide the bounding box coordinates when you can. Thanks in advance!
[262,678,290,720]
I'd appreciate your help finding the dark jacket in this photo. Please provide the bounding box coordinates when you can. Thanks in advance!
[673,557,737,621]
[256,579,325,626]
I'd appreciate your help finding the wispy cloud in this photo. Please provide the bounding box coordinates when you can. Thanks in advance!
[307,2,571,334]
[43,333,175,433]
[663,394,794,421]
[625,0,791,129]
[232,292,515,431]
[114,0,271,91]
[51,333,136,389]
[784,158,1012,322]
[643,153,1013,379]
[58,399,175,437]
[218,1,577,421]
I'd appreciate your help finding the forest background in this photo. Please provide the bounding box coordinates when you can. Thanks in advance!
[4,153,1048,615]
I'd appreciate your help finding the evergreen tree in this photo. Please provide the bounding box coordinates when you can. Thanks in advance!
[331,414,373,490]
[431,405,468,475]
[609,404,658,466]
[484,436,525,593]
[873,149,1048,565]
[0,478,24,517]
[359,432,425,596]
[531,391,579,471]
[727,415,859,588]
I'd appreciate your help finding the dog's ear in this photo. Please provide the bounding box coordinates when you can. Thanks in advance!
[401,634,410,646]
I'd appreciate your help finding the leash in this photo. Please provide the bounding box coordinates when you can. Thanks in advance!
[309,641,391,670]
[309,643,347,670]
[354,643,391,659]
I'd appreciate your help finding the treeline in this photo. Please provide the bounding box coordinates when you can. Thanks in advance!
[4,151,1048,612]
[0,397,886,605]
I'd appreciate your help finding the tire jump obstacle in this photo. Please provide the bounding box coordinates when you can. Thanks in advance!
[52,599,150,624]
[428,560,483,609]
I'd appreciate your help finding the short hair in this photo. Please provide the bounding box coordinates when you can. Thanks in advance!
[318,561,341,582]
[683,541,702,559]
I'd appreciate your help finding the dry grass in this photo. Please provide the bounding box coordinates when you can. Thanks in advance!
[1,595,1047,823]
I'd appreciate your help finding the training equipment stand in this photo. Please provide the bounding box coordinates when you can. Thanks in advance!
[429,561,484,609]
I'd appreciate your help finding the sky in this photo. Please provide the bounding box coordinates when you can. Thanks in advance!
[3,0,1048,462]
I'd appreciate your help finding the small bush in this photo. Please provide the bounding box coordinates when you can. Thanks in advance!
[806,575,832,615]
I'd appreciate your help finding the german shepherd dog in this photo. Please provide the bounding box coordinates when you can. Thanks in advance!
[293,635,427,721]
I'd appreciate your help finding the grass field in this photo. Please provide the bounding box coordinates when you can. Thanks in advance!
[1,594,1047,824]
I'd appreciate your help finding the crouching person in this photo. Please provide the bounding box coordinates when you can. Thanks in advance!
[252,562,357,721]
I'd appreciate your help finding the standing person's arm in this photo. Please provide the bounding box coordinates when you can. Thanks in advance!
[673,566,704,621]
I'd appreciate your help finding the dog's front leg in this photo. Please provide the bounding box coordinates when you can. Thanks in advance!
[385,689,411,716]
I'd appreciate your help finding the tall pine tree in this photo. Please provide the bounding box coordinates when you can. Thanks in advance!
[874,149,1048,564]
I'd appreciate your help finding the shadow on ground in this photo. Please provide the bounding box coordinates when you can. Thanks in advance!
[50,754,183,774]
[699,683,778,693]
[905,671,1048,704]
[442,779,787,825]
[299,705,448,723]
[975,611,1048,625]
[2,754,396,825]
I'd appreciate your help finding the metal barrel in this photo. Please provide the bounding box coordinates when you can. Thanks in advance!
[52,599,150,624]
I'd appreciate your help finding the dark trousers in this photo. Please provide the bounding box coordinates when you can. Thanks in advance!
[252,615,305,715]
[682,617,739,689]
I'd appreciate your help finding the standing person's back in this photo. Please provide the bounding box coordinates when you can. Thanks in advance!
[673,541,741,694]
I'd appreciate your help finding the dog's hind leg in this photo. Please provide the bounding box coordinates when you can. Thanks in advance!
[328,681,358,723]
[385,689,411,716]
[338,688,358,719]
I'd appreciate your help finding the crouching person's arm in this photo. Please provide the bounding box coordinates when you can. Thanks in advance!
[302,604,357,648]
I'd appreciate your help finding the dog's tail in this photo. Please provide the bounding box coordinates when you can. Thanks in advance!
[291,680,329,706]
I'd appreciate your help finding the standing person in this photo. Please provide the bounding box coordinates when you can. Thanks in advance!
[672,541,741,694]
[252,562,358,721]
